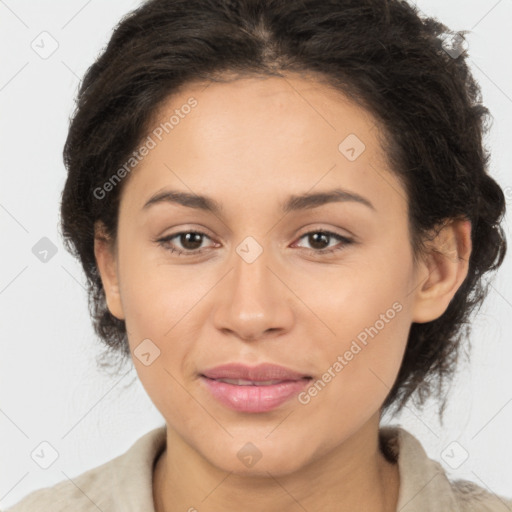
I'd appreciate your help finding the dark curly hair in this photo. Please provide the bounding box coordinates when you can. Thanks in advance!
[60,0,507,418]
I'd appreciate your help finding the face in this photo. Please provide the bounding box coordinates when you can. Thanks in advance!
[94,73,464,476]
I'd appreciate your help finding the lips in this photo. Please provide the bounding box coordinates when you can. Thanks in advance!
[200,362,311,382]
[199,363,312,413]
[211,378,286,386]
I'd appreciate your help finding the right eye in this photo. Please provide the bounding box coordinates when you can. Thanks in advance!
[156,231,216,256]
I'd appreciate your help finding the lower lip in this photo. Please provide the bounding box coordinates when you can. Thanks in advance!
[200,376,311,413]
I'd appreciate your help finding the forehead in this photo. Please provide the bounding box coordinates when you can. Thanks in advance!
[119,73,404,218]
[164,74,380,144]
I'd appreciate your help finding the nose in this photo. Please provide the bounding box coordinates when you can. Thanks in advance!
[212,242,295,342]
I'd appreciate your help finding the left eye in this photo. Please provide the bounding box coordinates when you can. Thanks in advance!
[293,230,353,254]
[156,229,353,256]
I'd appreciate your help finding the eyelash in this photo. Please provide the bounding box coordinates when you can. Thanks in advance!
[155,229,354,257]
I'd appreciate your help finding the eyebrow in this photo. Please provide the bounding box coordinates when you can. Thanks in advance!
[142,187,375,215]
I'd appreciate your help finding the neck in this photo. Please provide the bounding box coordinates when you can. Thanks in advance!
[153,412,399,512]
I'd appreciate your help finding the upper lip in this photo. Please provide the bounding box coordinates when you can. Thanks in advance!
[200,363,311,382]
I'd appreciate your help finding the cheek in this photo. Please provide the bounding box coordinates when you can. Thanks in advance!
[296,298,411,439]
[299,241,413,400]
[116,243,211,389]
[117,258,196,415]
[117,239,200,339]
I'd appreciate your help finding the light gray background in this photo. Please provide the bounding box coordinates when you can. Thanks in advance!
[1,0,511,508]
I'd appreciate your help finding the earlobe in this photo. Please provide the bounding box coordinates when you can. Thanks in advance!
[93,221,125,320]
[411,219,472,324]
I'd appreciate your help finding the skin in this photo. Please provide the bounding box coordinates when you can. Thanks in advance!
[94,73,472,512]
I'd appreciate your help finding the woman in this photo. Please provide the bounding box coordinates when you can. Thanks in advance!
[7,0,511,510]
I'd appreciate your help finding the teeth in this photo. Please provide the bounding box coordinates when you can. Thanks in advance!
[215,378,284,386]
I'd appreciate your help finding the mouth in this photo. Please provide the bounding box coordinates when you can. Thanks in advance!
[200,362,312,381]
[204,378,302,386]
[199,363,313,413]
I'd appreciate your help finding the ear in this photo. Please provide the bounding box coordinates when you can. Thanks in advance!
[411,218,472,323]
[94,221,125,320]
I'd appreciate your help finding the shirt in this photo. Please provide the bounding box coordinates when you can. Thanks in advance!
[5,425,512,511]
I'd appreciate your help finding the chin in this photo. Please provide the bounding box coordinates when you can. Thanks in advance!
[201,437,316,478]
